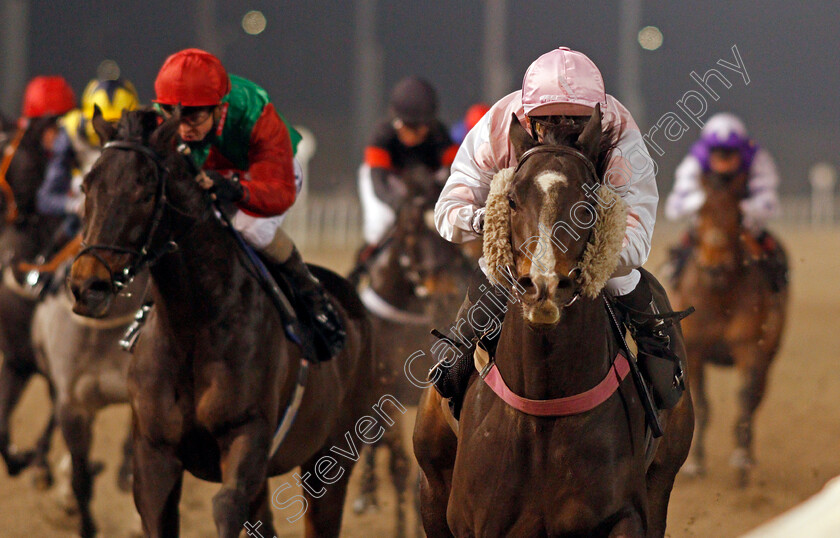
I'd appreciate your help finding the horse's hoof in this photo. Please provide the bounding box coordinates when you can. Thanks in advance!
[3,447,35,476]
[680,461,706,478]
[29,464,54,490]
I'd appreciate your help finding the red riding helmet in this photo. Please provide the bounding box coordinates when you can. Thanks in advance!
[22,76,76,118]
[154,48,231,107]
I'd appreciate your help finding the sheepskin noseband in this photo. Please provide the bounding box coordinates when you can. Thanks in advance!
[483,166,628,299]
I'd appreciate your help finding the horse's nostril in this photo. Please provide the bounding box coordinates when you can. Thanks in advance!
[86,279,111,295]
[517,276,535,292]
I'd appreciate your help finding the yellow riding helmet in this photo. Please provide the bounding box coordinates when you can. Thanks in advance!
[81,78,139,123]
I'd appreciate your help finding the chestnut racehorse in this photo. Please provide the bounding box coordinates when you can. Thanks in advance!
[69,109,379,537]
[671,168,788,487]
[414,108,694,537]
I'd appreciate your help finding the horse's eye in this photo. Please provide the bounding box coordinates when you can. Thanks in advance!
[508,196,517,210]
[142,190,155,203]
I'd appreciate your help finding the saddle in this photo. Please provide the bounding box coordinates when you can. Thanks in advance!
[258,253,340,362]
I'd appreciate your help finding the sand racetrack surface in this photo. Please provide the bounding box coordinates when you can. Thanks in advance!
[0,224,838,537]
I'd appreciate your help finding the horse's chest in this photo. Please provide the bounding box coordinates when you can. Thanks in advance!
[452,395,641,532]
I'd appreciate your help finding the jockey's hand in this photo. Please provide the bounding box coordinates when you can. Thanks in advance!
[470,207,485,234]
[201,170,245,203]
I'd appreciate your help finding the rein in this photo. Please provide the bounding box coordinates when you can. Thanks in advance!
[0,128,25,224]
[74,140,196,292]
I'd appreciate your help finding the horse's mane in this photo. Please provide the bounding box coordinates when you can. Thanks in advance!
[541,121,622,183]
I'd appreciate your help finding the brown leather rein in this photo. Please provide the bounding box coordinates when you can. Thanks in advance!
[0,128,24,224]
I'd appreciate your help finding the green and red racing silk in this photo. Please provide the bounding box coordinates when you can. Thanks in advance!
[172,74,302,217]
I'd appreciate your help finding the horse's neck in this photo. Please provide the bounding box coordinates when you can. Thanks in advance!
[369,245,421,310]
[150,217,245,326]
[494,297,612,400]
[698,197,746,261]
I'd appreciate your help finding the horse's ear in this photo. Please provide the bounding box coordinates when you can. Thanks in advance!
[576,103,602,161]
[91,105,116,146]
[510,113,537,162]
[150,111,180,152]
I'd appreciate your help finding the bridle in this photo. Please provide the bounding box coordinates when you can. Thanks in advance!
[512,144,600,307]
[74,140,196,293]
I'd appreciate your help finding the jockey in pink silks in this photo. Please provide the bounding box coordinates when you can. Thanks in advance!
[429,47,685,418]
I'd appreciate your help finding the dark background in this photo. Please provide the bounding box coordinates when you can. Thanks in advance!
[5,0,838,195]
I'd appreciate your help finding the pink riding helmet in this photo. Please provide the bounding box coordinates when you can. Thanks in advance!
[521,47,608,117]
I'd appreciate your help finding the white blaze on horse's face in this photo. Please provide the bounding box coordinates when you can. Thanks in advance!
[525,171,567,325]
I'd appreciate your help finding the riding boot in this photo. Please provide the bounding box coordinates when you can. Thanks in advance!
[613,280,685,409]
[263,229,346,359]
[666,228,697,285]
[755,230,789,293]
[429,269,506,419]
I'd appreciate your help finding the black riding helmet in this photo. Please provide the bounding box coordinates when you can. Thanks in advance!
[389,76,438,126]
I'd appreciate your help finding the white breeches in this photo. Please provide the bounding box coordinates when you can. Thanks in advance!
[358,164,396,244]
[231,158,303,249]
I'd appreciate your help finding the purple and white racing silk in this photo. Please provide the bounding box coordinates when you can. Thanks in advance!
[666,147,780,231]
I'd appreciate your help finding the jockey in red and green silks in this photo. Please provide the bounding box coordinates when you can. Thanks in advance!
[153,48,344,358]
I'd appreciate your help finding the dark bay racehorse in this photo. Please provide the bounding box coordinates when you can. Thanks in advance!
[0,116,66,482]
[414,109,694,537]
[69,109,379,537]
[671,169,788,487]
[354,166,470,535]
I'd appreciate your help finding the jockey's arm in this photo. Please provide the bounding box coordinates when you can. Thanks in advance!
[608,127,658,273]
[229,103,297,217]
[368,165,407,210]
[665,155,705,222]
[434,113,496,244]
[37,128,77,216]
[739,148,780,228]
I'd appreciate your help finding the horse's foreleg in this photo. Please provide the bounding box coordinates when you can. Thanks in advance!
[732,346,771,488]
[683,349,708,477]
[0,354,37,475]
[30,384,58,490]
[353,444,379,513]
[133,430,184,538]
[299,444,354,538]
[212,423,271,538]
[58,405,96,538]
[413,388,457,538]
[117,424,134,492]
[246,481,276,538]
[386,414,410,538]
[646,393,694,538]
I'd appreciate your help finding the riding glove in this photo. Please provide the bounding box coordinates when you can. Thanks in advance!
[205,170,245,203]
